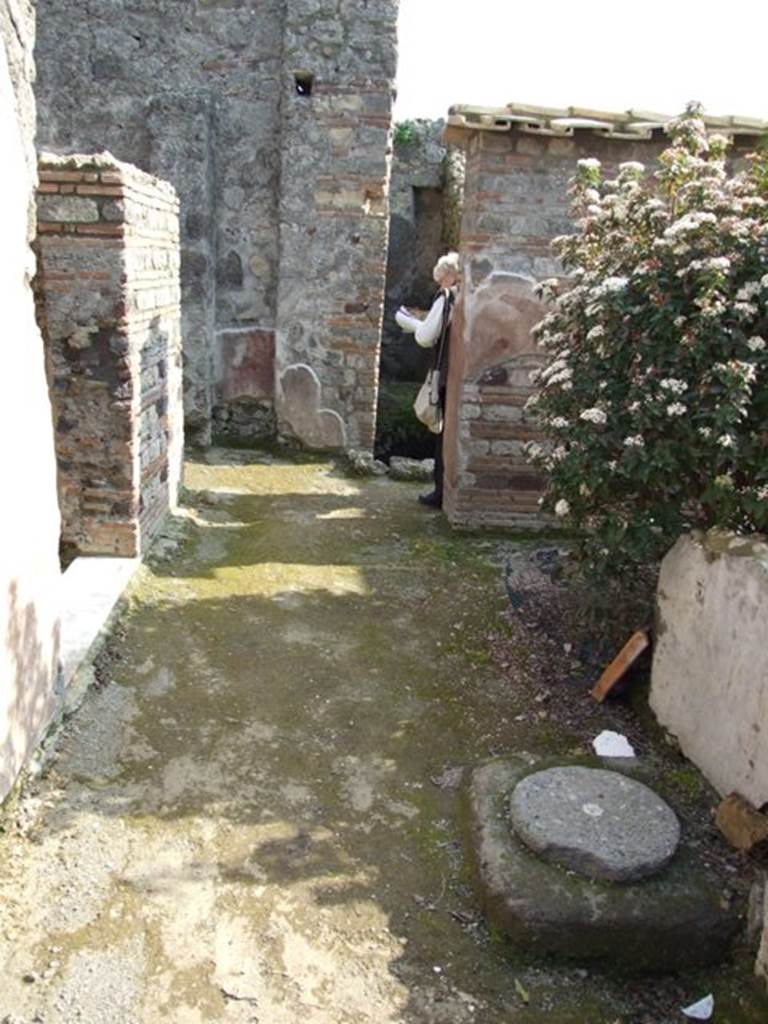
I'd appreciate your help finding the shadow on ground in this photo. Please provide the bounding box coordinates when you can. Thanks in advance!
[0,449,766,1024]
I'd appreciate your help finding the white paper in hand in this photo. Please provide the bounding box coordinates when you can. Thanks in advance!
[592,730,636,758]
[681,994,714,1020]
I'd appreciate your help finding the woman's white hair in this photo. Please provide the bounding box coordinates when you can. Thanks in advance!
[432,251,460,284]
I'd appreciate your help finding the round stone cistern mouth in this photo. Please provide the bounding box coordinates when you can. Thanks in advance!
[508,766,681,883]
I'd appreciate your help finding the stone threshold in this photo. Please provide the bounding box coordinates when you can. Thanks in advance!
[58,556,140,713]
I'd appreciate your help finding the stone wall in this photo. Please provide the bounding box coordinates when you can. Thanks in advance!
[35,0,398,451]
[35,0,282,445]
[380,121,466,385]
[650,532,768,807]
[381,120,447,382]
[274,0,397,452]
[0,0,63,802]
[36,154,183,558]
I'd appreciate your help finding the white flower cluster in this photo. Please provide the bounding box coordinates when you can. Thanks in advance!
[736,281,761,301]
[591,276,629,298]
[659,378,687,395]
[557,286,587,312]
[545,365,574,388]
[633,260,654,277]
[579,407,608,425]
[550,445,567,464]
[526,107,768,555]
[535,278,560,302]
[665,211,717,238]
[540,358,566,380]
[694,295,727,318]
[714,474,734,489]
[734,302,757,318]
[677,255,731,277]
[577,158,601,171]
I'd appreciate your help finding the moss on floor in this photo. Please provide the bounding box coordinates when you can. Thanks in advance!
[0,448,765,1023]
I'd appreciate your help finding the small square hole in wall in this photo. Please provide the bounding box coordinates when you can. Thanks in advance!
[294,71,314,96]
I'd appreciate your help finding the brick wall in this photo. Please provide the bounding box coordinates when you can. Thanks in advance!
[442,273,549,528]
[444,127,670,529]
[36,154,183,558]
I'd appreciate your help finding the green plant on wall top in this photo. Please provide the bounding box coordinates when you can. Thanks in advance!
[393,119,417,147]
[526,103,768,578]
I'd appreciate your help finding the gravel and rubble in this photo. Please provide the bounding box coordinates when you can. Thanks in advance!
[0,454,766,1023]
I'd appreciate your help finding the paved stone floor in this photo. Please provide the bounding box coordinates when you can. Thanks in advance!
[1,450,766,1023]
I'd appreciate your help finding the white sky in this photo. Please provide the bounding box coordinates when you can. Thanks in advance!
[394,1,768,123]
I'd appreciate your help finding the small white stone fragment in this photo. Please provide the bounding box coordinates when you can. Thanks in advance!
[582,802,604,818]
[592,730,636,758]
[682,994,714,1019]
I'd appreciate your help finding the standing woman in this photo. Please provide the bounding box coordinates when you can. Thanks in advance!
[395,252,461,507]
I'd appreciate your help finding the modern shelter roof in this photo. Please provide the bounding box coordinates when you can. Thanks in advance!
[445,102,768,143]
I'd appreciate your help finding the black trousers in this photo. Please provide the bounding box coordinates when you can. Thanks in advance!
[434,390,446,498]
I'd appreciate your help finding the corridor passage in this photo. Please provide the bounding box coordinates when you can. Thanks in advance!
[2,451,761,1023]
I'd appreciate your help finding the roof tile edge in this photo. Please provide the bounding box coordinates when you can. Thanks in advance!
[445,103,768,140]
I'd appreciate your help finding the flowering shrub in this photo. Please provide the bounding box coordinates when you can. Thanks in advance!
[527,104,768,576]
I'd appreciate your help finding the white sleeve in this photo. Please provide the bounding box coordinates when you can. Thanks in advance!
[395,307,421,333]
[414,294,445,348]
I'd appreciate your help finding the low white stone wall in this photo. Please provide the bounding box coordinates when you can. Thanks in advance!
[650,531,768,807]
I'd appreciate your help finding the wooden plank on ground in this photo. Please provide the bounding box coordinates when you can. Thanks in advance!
[590,630,650,703]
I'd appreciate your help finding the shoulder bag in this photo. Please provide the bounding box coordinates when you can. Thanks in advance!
[413,290,453,434]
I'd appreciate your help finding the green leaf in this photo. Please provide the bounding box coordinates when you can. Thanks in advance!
[514,978,530,1005]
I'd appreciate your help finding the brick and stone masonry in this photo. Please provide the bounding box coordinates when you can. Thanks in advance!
[35,0,399,452]
[35,153,183,558]
[442,122,667,529]
[380,120,466,384]
[441,113,763,529]
[273,0,398,452]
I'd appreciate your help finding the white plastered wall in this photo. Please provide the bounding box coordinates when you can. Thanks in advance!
[0,17,63,802]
